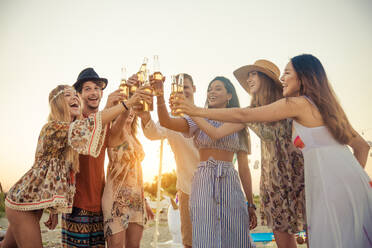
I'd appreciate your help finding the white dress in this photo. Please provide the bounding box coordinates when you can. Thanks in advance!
[292,118,372,248]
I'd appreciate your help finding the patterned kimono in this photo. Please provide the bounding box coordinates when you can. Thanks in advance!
[5,113,106,214]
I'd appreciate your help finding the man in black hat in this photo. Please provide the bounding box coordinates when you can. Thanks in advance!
[61,67,122,247]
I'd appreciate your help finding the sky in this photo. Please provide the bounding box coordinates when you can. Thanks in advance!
[0,0,371,194]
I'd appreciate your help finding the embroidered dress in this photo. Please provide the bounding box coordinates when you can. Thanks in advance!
[292,97,372,247]
[183,116,254,248]
[5,113,106,214]
[247,120,305,233]
[102,137,146,238]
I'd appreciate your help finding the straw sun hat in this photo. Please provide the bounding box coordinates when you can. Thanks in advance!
[233,59,281,93]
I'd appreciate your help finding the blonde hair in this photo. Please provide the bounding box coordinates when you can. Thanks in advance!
[48,85,79,172]
[109,115,143,190]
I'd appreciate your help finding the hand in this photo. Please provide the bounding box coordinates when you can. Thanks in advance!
[105,89,126,109]
[149,74,165,96]
[126,87,153,108]
[145,200,155,220]
[44,212,58,230]
[168,94,174,108]
[172,95,198,116]
[127,74,139,87]
[134,105,151,120]
[248,207,257,230]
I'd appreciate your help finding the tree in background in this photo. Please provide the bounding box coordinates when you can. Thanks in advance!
[144,170,177,199]
[0,182,5,217]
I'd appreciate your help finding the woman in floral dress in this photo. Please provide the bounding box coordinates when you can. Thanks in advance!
[2,84,149,248]
[102,108,154,248]
[233,60,306,248]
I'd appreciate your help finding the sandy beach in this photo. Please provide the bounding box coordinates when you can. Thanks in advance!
[0,210,307,248]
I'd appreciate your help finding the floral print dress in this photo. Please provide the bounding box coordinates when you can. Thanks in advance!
[248,119,305,234]
[5,113,107,214]
[102,136,146,238]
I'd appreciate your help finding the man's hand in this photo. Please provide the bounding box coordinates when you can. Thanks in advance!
[44,212,58,230]
[127,74,139,87]
[105,89,126,109]
[149,74,165,96]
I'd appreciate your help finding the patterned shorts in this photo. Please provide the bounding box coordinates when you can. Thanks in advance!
[61,207,105,248]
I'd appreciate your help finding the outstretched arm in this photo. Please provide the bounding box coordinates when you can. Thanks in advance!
[100,88,151,126]
[191,117,245,140]
[175,97,301,124]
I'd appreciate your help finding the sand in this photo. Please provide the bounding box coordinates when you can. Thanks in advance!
[0,211,307,248]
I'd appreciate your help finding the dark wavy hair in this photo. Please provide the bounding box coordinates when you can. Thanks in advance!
[205,76,240,108]
[291,54,355,144]
[205,76,250,152]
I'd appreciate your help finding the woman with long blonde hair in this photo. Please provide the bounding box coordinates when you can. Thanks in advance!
[175,54,372,247]
[102,108,154,248]
[1,84,149,248]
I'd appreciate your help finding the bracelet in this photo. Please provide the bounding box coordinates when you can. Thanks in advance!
[247,202,256,210]
[121,101,128,110]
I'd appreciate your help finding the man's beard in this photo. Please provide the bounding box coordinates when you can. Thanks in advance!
[84,100,100,112]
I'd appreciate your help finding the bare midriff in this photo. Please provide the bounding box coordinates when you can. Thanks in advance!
[199,148,234,162]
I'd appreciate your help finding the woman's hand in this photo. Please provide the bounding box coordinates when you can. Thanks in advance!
[44,212,58,230]
[248,207,257,230]
[145,200,155,220]
[172,95,199,116]
[126,87,153,108]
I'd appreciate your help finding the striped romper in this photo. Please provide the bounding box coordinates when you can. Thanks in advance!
[183,116,254,248]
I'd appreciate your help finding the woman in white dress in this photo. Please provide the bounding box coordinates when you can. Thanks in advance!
[173,54,372,247]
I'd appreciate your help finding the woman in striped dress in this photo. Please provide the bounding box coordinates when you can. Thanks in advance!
[159,76,256,248]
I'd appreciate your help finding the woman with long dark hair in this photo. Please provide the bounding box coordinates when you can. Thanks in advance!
[174,54,372,247]
[157,76,255,247]
[234,60,305,248]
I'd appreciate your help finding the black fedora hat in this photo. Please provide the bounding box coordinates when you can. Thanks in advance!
[73,68,108,91]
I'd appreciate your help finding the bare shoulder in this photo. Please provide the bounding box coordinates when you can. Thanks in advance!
[282,96,313,111]
[282,96,309,105]
[269,97,307,111]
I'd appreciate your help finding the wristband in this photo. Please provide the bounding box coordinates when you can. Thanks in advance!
[247,202,256,210]
[121,101,129,110]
